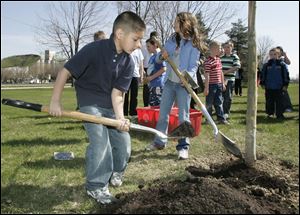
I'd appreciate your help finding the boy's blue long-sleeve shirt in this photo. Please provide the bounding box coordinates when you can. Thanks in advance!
[163,37,200,83]
[260,59,289,90]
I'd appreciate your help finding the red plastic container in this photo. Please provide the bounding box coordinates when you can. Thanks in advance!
[136,106,160,128]
[136,106,202,137]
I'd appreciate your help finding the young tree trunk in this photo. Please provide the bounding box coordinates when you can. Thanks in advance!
[245,1,257,166]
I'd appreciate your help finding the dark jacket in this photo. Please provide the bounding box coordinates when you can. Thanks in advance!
[260,59,289,90]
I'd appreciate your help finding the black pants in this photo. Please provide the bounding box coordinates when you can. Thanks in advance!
[265,89,284,118]
[143,68,150,107]
[282,90,293,111]
[124,77,139,116]
[234,79,242,96]
[143,84,150,107]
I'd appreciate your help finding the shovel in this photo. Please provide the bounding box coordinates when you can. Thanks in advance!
[1,98,194,140]
[152,37,243,159]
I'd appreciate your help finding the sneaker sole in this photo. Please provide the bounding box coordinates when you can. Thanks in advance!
[110,182,123,187]
[145,145,165,151]
[86,191,118,205]
[178,156,188,160]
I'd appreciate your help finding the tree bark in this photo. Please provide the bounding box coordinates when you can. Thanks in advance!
[245,1,257,166]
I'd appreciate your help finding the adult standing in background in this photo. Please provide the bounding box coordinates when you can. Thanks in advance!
[276,46,293,112]
[234,67,243,96]
[124,48,144,116]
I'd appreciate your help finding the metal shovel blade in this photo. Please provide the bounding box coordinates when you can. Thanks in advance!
[183,71,199,89]
[129,123,168,139]
[169,121,195,138]
[217,131,243,159]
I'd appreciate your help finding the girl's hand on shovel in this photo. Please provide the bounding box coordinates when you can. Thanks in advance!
[160,50,169,60]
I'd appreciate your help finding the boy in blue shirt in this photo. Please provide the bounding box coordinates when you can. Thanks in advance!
[260,48,289,119]
[49,11,145,204]
[144,37,167,106]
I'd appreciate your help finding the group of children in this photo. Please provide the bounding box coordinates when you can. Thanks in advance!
[48,10,291,205]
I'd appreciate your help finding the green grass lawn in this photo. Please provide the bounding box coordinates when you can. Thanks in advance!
[1,84,299,213]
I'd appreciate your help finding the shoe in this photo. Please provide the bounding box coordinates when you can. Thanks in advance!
[276,115,285,120]
[178,149,188,160]
[110,172,123,187]
[145,143,165,151]
[219,120,230,125]
[224,114,229,120]
[86,186,117,204]
[285,108,292,113]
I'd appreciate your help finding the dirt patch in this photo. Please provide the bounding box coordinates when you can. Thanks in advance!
[99,154,299,214]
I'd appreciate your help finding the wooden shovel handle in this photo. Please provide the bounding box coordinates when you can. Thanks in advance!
[1,98,120,127]
[41,106,120,127]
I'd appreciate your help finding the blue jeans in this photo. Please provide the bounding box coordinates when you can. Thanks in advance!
[222,80,234,115]
[206,83,225,121]
[80,105,131,191]
[153,80,191,150]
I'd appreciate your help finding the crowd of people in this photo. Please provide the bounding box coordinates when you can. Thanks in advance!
[49,11,293,205]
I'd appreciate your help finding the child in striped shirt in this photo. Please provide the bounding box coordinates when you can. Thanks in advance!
[204,41,229,124]
[220,41,241,119]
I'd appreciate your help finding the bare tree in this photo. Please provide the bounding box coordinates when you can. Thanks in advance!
[36,1,109,60]
[117,1,239,44]
[175,1,240,40]
[148,1,181,43]
[117,1,152,25]
[257,35,274,69]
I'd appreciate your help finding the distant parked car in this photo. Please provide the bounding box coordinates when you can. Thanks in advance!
[30,78,41,84]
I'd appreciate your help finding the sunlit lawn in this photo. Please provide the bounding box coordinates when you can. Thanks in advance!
[1,83,298,213]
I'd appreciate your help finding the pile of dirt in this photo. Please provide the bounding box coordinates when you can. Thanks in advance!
[99,154,299,214]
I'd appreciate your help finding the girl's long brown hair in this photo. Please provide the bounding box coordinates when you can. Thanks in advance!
[173,12,208,53]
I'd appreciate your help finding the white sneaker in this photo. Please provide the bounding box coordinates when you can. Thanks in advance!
[110,172,123,187]
[285,108,292,112]
[86,186,117,204]
[178,149,189,160]
[224,114,229,119]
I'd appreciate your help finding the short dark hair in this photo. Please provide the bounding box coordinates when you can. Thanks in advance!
[150,31,159,38]
[94,31,106,41]
[146,37,156,46]
[113,11,146,34]
[276,46,283,52]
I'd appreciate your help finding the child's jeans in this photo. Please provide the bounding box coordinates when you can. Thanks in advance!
[80,105,131,191]
[153,80,191,151]
[222,80,234,115]
[206,83,225,121]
